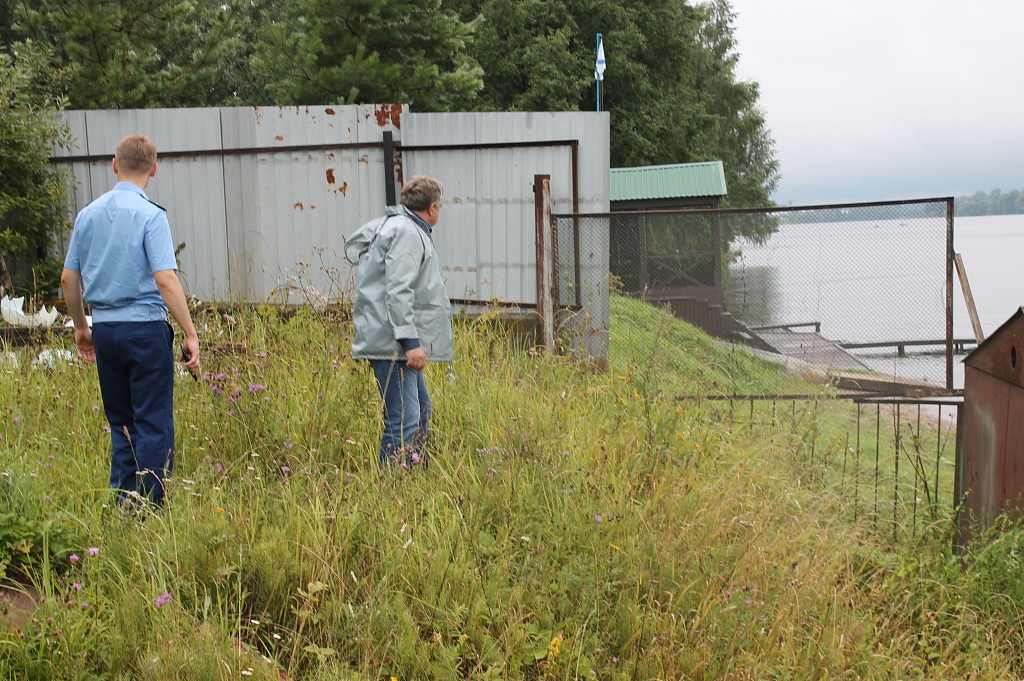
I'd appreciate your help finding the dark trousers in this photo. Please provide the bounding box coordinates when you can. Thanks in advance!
[370,359,431,467]
[92,321,175,504]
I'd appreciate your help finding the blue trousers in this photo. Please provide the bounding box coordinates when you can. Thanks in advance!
[370,359,431,467]
[92,321,175,504]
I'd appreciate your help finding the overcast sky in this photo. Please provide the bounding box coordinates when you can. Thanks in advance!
[728,0,1024,205]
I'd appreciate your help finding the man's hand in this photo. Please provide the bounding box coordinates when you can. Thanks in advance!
[74,326,96,362]
[405,347,426,371]
[181,334,200,375]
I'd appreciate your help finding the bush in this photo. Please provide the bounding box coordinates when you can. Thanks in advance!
[0,40,73,299]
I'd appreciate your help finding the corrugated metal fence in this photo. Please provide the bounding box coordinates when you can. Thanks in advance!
[51,106,610,360]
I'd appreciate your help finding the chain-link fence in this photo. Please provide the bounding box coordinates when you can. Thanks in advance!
[554,199,957,390]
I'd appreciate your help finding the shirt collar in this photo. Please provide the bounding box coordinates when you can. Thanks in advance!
[113,181,149,199]
[398,204,432,234]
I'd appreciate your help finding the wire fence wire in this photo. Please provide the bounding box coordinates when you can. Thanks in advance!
[554,199,955,390]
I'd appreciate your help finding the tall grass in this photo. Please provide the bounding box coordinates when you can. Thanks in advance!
[0,296,1020,679]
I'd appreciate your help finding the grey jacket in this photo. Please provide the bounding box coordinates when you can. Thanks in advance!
[345,205,454,361]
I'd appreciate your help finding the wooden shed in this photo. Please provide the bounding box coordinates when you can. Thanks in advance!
[958,306,1024,546]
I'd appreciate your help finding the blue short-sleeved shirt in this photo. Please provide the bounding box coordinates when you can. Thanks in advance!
[64,182,178,323]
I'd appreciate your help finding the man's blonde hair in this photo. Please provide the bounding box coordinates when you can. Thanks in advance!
[400,175,443,212]
[115,134,157,176]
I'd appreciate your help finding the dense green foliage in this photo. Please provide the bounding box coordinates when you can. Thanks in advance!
[0,298,1021,677]
[0,41,72,296]
[2,0,779,207]
[256,0,484,111]
[14,0,244,109]
[955,188,1024,217]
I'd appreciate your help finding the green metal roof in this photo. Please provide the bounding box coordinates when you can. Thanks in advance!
[610,161,728,201]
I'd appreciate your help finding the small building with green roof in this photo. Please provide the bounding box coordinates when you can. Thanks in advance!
[609,160,727,211]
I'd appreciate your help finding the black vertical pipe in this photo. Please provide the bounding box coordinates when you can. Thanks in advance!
[383,131,397,207]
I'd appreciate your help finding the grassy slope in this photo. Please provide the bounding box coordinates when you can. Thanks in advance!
[0,296,1019,679]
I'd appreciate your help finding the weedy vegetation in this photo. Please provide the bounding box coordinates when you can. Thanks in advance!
[0,295,1021,679]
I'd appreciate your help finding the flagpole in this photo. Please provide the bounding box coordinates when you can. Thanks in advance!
[596,33,602,112]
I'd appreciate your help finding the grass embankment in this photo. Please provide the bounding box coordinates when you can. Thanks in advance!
[0,295,1021,679]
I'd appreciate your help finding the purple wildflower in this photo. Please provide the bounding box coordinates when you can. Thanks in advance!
[745,599,752,606]
[281,466,291,473]
[69,554,80,564]
[215,463,224,473]
[102,426,110,433]
[228,410,235,416]
[72,582,82,591]
[284,441,293,451]
[81,602,88,610]
[44,495,52,502]
[67,404,74,410]
[12,417,19,424]
[726,591,731,598]
[214,373,226,381]
[204,455,212,464]
[154,592,173,609]
[87,547,99,556]
[594,514,603,522]
[316,393,323,399]
[92,405,100,412]
[399,462,409,470]
[258,352,267,358]
[248,384,265,393]
[410,452,420,464]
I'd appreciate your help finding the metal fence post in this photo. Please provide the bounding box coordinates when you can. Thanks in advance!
[946,198,955,391]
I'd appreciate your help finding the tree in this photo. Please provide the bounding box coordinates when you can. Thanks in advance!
[443,0,779,209]
[14,0,247,108]
[0,41,73,297]
[256,0,484,111]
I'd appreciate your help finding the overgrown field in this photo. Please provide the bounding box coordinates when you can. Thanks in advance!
[0,295,1022,679]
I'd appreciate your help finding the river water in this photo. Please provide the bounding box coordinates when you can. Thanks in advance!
[726,213,1024,390]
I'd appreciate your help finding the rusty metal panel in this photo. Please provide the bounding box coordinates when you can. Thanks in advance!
[964,307,1024,387]
[217,105,399,300]
[1001,383,1024,513]
[960,365,1011,544]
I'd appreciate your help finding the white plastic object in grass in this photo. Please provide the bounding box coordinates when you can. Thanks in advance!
[1,296,60,327]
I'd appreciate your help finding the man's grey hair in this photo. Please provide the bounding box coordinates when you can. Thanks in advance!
[400,175,444,212]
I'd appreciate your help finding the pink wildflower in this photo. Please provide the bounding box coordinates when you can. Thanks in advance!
[281,466,291,473]
[72,582,82,591]
[87,547,99,556]
[154,592,173,609]
[69,554,80,564]
[92,405,100,412]
[594,515,603,522]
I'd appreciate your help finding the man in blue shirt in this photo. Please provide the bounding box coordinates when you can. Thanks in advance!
[61,134,201,505]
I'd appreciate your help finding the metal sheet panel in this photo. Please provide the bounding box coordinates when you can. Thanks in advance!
[961,365,1010,544]
[50,106,609,363]
[220,105,400,300]
[610,161,728,201]
[401,111,609,305]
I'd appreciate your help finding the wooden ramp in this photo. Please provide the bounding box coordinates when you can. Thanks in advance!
[753,329,871,371]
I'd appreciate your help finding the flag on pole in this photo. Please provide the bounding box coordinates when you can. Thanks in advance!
[595,36,606,81]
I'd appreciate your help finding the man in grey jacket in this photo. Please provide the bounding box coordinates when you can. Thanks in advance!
[345,175,453,466]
